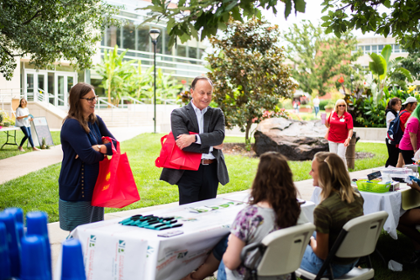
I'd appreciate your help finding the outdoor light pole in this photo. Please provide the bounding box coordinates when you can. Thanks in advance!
[350,74,354,94]
[149,29,160,133]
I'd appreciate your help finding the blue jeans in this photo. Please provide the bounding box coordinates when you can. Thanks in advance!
[19,126,34,148]
[314,106,320,117]
[213,235,229,261]
[217,259,227,280]
[300,244,358,278]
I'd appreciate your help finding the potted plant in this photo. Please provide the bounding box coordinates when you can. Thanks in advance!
[299,105,312,113]
[325,104,334,113]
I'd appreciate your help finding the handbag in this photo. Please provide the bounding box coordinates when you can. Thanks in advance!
[155,132,202,171]
[91,137,140,208]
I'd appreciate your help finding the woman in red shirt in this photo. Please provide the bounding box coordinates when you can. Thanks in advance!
[325,99,353,167]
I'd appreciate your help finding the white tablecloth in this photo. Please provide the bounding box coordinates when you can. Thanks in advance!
[54,193,315,280]
[310,187,406,240]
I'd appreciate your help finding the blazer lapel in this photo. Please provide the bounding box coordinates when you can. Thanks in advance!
[186,102,199,132]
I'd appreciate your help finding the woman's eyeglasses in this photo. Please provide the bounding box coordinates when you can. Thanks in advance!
[338,105,346,107]
[81,96,98,103]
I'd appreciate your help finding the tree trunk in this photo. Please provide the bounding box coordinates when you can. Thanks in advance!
[245,120,252,144]
[107,86,112,108]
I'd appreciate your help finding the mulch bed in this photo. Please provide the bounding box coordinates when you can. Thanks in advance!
[222,143,375,159]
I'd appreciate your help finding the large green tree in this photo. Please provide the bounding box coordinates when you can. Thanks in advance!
[0,0,119,80]
[141,0,306,46]
[320,0,420,49]
[283,21,363,96]
[144,0,420,49]
[207,18,297,143]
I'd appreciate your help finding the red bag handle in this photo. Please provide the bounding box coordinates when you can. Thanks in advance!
[102,136,120,155]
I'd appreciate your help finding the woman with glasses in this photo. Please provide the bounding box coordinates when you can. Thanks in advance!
[58,82,116,232]
[300,152,364,278]
[15,98,39,151]
[325,99,353,167]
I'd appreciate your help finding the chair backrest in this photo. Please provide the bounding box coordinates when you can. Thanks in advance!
[256,223,315,276]
[335,211,388,258]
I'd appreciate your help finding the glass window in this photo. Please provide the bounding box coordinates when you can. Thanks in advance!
[372,45,377,53]
[378,45,384,53]
[188,46,197,59]
[137,26,150,52]
[394,44,400,53]
[117,26,122,48]
[123,23,135,50]
[177,45,187,57]
[164,30,172,55]
[106,26,118,47]
[155,28,163,54]
[364,45,370,54]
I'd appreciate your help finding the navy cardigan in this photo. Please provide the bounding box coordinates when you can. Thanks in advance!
[59,115,115,202]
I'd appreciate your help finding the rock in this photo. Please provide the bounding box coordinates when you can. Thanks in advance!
[253,118,329,161]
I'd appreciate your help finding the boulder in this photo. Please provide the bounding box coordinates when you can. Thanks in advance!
[253,118,329,161]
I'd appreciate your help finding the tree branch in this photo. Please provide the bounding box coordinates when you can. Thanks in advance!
[0,44,26,57]
[22,8,44,25]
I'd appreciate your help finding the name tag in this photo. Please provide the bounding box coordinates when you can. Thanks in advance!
[340,119,345,122]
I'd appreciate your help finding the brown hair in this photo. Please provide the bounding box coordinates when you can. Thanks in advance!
[191,76,213,90]
[18,98,27,108]
[64,82,96,133]
[314,152,359,203]
[387,97,401,110]
[250,152,301,228]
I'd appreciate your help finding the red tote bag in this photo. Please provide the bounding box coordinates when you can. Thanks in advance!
[92,137,140,208]
[155,132,201,171]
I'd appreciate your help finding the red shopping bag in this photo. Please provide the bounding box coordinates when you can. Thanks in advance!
[155,132,201,171]
[91,137,140,208]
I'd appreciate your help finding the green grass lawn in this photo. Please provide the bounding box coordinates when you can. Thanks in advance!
[0,133,415,279]
[0,130,61,160]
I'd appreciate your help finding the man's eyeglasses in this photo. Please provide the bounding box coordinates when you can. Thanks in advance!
[338,105,346,107]
[81,96,98,103]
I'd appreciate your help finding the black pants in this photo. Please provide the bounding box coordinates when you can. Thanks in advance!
[400,149,414,165]
[385,138,399,167]
[177,162,219,205]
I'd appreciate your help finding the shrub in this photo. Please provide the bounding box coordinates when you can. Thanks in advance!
[319,100,329,110]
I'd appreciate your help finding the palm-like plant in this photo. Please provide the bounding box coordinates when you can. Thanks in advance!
[369,45,413,105]
[95,45,137,105]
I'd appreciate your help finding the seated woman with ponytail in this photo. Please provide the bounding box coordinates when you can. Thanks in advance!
[300,152,364,278]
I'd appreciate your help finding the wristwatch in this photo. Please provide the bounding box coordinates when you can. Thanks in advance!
[348,137,352,140]
[195,135,198,142]
[97,145,102,152]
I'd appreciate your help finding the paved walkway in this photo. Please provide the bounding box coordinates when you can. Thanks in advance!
[0,126,375,273]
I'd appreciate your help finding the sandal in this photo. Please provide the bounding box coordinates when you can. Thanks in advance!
[18,146,25,152]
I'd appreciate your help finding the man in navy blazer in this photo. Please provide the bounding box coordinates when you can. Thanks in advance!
[160,77,229,204]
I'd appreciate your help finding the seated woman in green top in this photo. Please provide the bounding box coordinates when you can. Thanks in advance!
[300,152,364,278]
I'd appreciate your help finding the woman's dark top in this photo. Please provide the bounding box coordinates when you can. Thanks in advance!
[59,115,115,202]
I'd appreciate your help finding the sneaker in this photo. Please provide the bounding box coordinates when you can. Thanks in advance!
[18,146,25,152]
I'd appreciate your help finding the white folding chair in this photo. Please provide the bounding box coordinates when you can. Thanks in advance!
[296,211,388,280]
[238,223,315,280]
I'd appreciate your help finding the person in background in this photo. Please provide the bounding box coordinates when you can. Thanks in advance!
[313,95,320,117]
[385,97,402,167]
[293,98,300,114]
[15,98,39,151]
[325,99,353,167]
[398,104,420,165]
[300,152,364,278]
[59,83,116,232]
[396,97,418,167]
